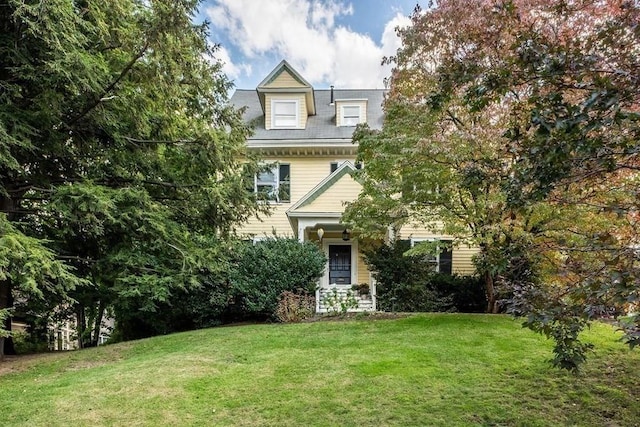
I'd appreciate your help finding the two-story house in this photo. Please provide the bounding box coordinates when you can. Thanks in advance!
[230,60,477,313]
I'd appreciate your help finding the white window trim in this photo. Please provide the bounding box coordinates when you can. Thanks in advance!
[271,99,300,129]
[254,163,291,204]
[339,104,362,127]
[252,236,268,244]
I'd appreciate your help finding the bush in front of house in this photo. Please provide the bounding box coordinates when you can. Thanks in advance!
[275,291,315,323]
[112,238,326,339]
[363,239,486,313]
[229,237,326,320]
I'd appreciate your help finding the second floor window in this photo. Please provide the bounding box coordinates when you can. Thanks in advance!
[256,163,290,203]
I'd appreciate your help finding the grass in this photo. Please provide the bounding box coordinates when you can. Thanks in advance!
[1,314,639,426]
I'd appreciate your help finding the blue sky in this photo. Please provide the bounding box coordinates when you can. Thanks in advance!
[198,0,424,90]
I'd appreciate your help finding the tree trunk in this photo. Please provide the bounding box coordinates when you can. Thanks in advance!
[76,304,86,349]
[484,271,498,314]
[0,194,21,356]
[0,279,16,357]
[92,301,105,347]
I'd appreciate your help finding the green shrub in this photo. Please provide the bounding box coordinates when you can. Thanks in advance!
[12,331,49,354]
[230,237,326,319]
[363,239,486,312]
[113,238,325,338]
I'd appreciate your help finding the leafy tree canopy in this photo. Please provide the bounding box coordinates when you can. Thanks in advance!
[345,0,639,370]
[0,0,264,354]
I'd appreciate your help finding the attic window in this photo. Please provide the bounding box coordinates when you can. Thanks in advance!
[339,105,363,126]
[272,99,299,129]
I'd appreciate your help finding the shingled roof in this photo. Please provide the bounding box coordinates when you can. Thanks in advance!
[230,88,386,141]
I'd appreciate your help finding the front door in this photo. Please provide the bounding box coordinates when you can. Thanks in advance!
[329,245,351,285]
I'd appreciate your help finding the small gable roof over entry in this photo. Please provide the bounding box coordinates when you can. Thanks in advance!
[287,161,362,216]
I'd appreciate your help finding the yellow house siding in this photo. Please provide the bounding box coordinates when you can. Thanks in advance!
[357,254,370,284]
[240,203,294,238]
[452,245,479,275]
[265,93,307,130]
[296,173,362,213]
[290,157,356,201]
[398,222,446,239]
[265,70,306,88]
[238,156,357,236]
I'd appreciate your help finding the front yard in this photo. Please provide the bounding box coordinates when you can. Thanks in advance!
[1,314,639,426]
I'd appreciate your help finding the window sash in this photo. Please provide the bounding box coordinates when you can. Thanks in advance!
[410,239,452,274]
[341,105,361,126]
[254,163,290,203]
[272,100,299,128]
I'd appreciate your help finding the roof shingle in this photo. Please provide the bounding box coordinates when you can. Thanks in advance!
[230,89,386,141]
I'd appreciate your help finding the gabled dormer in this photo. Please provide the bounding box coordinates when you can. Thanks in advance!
[256,60,316,130]
[334,98,368,127]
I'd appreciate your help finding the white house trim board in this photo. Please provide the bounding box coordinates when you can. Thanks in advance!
[288,212,342,218]
[247,144,357,157]
[293,215,343,242]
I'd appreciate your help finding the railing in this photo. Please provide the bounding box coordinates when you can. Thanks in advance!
[317,284,374,313]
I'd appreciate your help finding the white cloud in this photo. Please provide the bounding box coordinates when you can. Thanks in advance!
[211,45,252,81]
[205,0,409,88]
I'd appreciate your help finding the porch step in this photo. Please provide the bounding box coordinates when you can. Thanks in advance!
[318,286,375,313]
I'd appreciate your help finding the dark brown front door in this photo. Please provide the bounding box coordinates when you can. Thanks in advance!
[329,245,351,285]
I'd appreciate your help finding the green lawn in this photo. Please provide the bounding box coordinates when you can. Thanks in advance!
[1,314,639,426]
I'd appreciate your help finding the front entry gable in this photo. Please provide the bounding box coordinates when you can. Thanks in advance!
[287,161,361,217]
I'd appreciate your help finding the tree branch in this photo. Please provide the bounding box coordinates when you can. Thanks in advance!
[66,42,149,127]
[124,136,200,145]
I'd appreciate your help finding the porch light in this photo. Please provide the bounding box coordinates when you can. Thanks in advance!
[317,228,325,241]
[342,229,350,241]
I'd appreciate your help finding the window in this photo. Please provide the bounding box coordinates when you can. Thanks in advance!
[272,100,299,128]
[255,163,290,203]
[340,105,362,126]
[410,239,452,275]
[330,160,348,173]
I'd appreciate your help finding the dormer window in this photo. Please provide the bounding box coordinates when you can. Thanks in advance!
[336,99,367,127]
[272,99,300,129]
[340,105,362,126]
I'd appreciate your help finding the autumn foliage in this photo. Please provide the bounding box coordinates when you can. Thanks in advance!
[346,0,640,370]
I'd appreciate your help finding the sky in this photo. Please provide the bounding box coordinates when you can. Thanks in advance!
[198,0,424,91]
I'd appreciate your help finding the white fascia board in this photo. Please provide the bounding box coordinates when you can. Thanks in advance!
[246,139,353,145]
[286,212,343,218]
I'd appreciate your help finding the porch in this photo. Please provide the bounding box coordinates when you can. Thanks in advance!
[292,219,377,313]
[285,161,377,313]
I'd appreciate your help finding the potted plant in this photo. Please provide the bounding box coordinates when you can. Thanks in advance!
[352,283,370,297]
